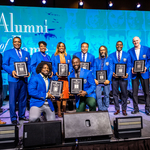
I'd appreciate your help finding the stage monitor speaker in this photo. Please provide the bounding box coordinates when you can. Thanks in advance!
[23,121,62,148]
[114,116,143,139]
[63,111,113,142]
[0,124,18,149]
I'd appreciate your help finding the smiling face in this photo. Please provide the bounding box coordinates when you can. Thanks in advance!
[99,46,107,58]
[133,37,141,48]
[72,58,80,71]
[116,41,123,51]
[41,64,50,77]
[58,43,65,53]
[13,37,21,50]
[39,43,47,53]
[81,43,88,54]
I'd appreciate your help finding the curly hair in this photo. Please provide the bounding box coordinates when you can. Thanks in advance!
[38,41,47,47]
[36,62,52,74]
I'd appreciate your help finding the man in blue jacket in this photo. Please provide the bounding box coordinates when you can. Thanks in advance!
[73,42,95,72]
[110,41,131,116]
[128,36,150,115]
[68,56,96,112]
[28,62,55,122]
[94,46,113,111]
[2,37,30,125]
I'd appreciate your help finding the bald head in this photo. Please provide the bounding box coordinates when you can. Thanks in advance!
[132,36,141,49]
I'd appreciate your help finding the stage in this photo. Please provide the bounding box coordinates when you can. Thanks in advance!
[0,96,150,150]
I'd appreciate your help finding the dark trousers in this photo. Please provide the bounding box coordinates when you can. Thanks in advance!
[9,80,27,122]
[132,73,150,111]
[112,79,128,111]
[76,97,96,112]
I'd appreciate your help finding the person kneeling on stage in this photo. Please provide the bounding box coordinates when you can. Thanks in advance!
[28,62,56,122]
[68,56,96,112]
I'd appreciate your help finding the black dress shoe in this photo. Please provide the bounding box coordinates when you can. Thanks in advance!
[12,120,20,125]
[19,117,29,121]
[131,110,139,114]
[145,110,150,116]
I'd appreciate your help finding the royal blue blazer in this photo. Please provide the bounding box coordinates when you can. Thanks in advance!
[31,52,51,76]
[128,45,150,79]
[68,68,96,108]
[109,51,131,80]
[2,48,31,82]
[73,52,95,72]
[94,57,113,83]
[28,74,54,111]
[52,54,72,77]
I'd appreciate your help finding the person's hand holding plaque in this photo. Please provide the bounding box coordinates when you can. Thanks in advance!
[56,72,61,78]
[122,73,128,79]
[94,79,99,85]
[77,90,87,97]
[140,67,147,74]
[47,90,55,99]
[12,70,19,78]
[104,80,110,85]
[68,92,74,97]
[132,67,136,74]
[113,72,119,78]
[24,72,30,78]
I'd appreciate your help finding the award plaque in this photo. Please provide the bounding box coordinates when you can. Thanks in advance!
[70,78,83,94]
[115,64,126,77]
[58,63,69,77]
[14,62,28,77]
[41,61,52,76]
[96,70,107,84]
[49,80,63,97]
[80,62,90,70]
[134,60,145,72]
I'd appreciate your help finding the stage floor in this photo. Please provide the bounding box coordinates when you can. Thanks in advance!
[0,97,150,148]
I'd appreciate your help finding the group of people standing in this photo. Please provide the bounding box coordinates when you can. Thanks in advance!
[0,36,150,125]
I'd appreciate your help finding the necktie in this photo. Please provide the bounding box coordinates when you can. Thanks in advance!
[83,54,85,62]
[101,58,105,70]
[17,50,22,61]
[118,51,120,62]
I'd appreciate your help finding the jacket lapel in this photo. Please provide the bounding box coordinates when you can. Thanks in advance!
[38,74,46,93]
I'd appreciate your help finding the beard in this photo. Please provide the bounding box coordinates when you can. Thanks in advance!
[74,65,80,73]
[41,72,49,78]
[100,53,105,58]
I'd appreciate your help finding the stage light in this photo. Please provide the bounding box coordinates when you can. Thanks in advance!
[42,0,46,5]
[10,0,14,3]
[108,1,113,7]
[78,0,84,8]
[79,1,84,6]
[136,3,141,8]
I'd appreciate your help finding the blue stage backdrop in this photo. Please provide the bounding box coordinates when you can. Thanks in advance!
[0,5,150,86]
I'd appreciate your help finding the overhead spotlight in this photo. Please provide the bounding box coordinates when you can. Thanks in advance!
[108,1,113,7]
[42,0,46,5]
[10,0,14,3]
[136,2,141,8]
[78,0,84,8]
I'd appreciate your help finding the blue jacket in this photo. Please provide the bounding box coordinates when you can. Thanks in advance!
[2,48,31,82]
[28,74,54,111]
[109,51,131,80]
[94,56,113,83]
[31,52,51,76]
[128,45,150,79]
[68,68,96,108]
[73,52,95,72]
[52,54,72,79]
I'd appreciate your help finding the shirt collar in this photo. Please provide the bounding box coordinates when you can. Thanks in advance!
[15,48,21,51]
[40,73,48,80]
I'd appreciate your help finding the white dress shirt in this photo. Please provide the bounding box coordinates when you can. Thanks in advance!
[116,50,122,60]
[82,52,87,62]
[135,48,140,60]
[40,73,49,104]
[15,48,22,58]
